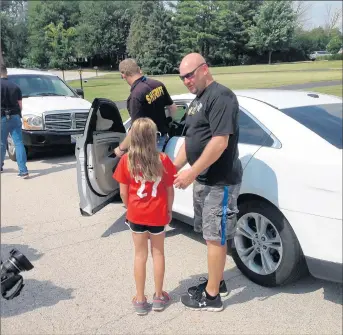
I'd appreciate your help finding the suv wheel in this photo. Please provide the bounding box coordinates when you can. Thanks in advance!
[7,135,31,161]
[231,200,307,287]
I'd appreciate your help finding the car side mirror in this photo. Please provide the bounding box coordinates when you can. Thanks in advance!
[75,88,84,99]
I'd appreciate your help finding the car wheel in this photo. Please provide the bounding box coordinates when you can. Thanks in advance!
[7,134,17,161]
[231,199,307,287]
[7,135,32,161]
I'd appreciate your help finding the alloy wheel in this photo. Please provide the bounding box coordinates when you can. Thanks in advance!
[234,212,283,275]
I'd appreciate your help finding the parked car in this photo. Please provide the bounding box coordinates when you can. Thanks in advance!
[309,50,331,61]
[6,68,92,160]
[75,90,342,287]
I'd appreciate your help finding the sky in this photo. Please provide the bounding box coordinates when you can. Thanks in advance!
[299,1,342,30]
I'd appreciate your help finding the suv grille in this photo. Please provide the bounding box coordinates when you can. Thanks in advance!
[44,111,88,131]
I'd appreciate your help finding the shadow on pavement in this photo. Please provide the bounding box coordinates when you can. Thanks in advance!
[166,269,342,310]
[27,151,75,179]
[101,212,129,237]
[1,243,43,263]
[0,279,74,318]
[164,220,342,307]
[1,226,23,234]
[1,243,74,318]
[99,209,343,307]
[3,150,76,179]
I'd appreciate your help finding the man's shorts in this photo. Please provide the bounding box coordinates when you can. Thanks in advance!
[193,180,241,245]
[125,220,165,235]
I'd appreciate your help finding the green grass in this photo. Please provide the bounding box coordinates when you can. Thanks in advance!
[120,109,129,122]
[68,60,342,104]
[304,85,342,97]
[208,60,342,74]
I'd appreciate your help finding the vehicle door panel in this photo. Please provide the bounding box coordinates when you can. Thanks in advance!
[76,98,126,216]
[165,106,278,222]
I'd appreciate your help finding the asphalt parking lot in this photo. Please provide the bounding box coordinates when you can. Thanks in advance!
[1,152,342,335]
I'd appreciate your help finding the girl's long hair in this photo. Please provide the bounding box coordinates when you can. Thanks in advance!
[127,118,163,181]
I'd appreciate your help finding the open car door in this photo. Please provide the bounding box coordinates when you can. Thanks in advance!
[76,98,126,216]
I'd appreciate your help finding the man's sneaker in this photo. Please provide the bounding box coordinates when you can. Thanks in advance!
[188,277,229,297]
[181,290,223,312]
[152,291,170,311]
[132,296,150,316]
[17,172,29,179]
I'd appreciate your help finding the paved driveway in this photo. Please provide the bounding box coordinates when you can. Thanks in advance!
[1,153,342,335]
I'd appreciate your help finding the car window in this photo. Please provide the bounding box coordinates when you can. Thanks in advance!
[165,104,188,123]
[279,103,342,149]
[8,75,77,98]
[239,110,274,147]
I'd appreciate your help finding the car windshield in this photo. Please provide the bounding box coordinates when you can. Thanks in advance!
[279,103,343,149]
[8,74,77,98]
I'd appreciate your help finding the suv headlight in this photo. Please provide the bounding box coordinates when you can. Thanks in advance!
[22,115,43,130]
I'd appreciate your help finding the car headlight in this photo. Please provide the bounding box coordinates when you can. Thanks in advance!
[22,115,43,130]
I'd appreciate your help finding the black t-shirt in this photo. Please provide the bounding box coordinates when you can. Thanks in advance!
[127,76,173,134]
[185,81,243,186]
[0,78,22,117]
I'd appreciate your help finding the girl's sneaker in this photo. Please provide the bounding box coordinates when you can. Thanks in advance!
[132,296,150,316]
[152,291,170,311]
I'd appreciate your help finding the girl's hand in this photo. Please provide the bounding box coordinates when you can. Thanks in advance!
[168,211,172,224]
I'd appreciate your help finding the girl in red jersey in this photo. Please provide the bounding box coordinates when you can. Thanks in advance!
[113,117,176,315]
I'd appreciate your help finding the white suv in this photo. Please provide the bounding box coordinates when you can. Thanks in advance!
[6,68,92,160]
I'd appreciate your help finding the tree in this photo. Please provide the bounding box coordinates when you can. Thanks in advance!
[77,1,136,67]
[308,27,331,51]
[292,0,313,28]
[127,1,178,74]
[127,1,155,66]
[324,4,342,35]
[249,1,296,64]
[227,0,263,27]
[0,0,28,67]
[327,35,343,54]
[44,22,77,70]
[172,0,203,57]
[142,3,179,74]
[27,1,80,68]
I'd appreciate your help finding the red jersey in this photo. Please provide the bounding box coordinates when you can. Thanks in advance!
[113,153,176,226]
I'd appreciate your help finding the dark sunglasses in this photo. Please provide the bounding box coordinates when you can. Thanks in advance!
[179,63,207,81]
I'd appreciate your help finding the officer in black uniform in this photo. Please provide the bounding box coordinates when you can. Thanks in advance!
[1,64,29,177]
[114,58,177,157]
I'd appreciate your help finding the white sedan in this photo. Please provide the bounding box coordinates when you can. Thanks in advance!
[75,89,342,287]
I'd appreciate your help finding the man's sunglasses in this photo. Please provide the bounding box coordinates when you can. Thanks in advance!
[179,63,207,81]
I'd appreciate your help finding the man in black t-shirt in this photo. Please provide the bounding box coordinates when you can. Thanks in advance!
[1,64,29,177]
[174,53,243,311]
[114,59,177,157]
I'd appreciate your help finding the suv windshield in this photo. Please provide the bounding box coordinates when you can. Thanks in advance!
[8,74,77,98]
[280,103,342,149]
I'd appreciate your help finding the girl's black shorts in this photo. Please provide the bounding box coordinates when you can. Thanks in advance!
[125,220,165,235]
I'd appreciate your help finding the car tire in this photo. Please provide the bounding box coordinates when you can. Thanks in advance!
[231,199,308,287]
[7,142,32,161]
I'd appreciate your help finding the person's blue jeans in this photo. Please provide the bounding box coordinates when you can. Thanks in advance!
[1,115,28,174]
[157,134,168,152]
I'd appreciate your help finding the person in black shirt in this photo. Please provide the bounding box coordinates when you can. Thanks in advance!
[114,59,177,157]
[173,53,243,311]
[1,64,29,178]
